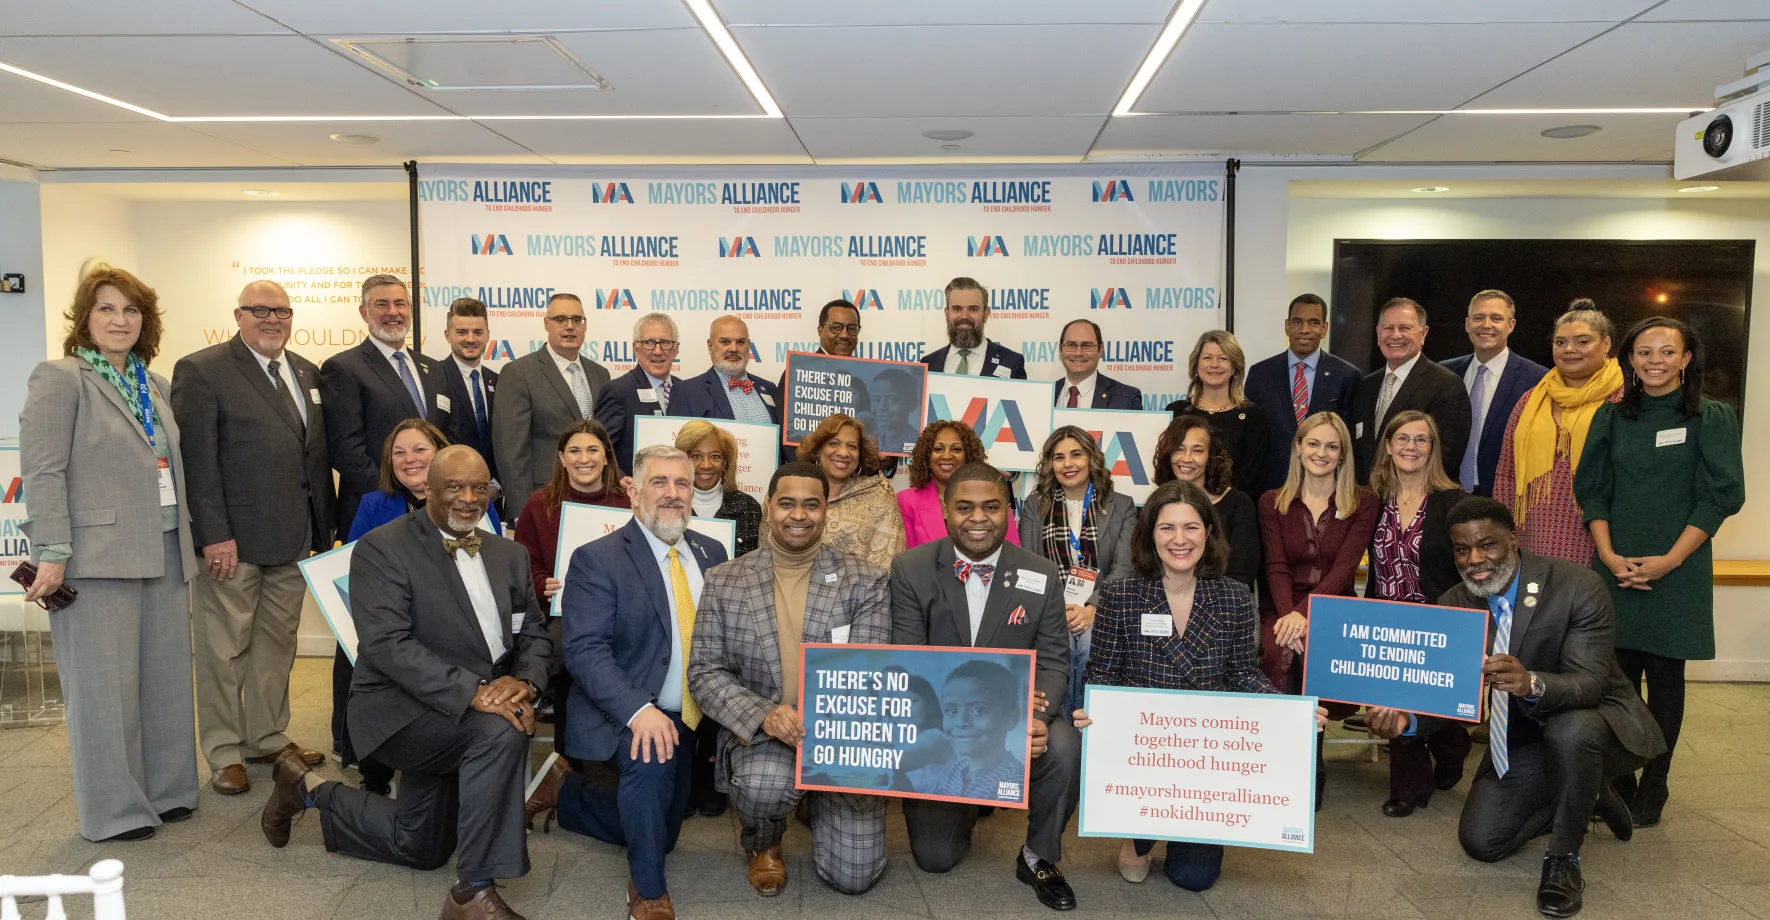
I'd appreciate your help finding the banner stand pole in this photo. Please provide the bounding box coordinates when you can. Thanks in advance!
[405,160,422,353]
[1224,157,1240,333]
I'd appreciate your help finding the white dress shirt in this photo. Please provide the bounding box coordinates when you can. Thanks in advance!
[958,545,1005,645]
[1384,352,1423,391]
[547,346,582,377]
[1462,348,1509,406]
[440,527,505,661]
[639,523,702,716]
[942,337,994,375]
[248,347,308,426]
[369,336,425,411]
[1057,372,1098,409]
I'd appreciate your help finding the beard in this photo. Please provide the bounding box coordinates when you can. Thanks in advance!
[1459,552,1519,598]
[948,321,982,350]
[638,503,689,543]
[712,355,748,377]
[369,322,408,347]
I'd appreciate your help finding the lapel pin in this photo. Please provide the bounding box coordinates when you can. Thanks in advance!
[1524,596,1538,608]
[1527,582,1539,594]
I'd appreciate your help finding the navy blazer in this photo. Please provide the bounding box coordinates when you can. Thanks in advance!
[561,518,729,762]
[437,359,498,481]
[595,366,683,475]
[320,338,453,534]
[668,366,781,426]
[922,340,1028,380]
[1051,372,1144,410]
[1440,352,1548,497]
[1243,350,1361,493]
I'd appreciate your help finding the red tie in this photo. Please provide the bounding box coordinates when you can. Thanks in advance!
[1067,385,1079,408]
[1291,361,1309,423]
[728,376,755,395]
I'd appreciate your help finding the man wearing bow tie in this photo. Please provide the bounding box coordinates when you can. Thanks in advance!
[668,315,782,426]
[889,462,1080,912]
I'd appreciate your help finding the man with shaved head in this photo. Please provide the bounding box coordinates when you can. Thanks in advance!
[172,280,335,796]
[669,315,782,425]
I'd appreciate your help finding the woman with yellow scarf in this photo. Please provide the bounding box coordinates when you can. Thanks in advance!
[1490,302,1622,563]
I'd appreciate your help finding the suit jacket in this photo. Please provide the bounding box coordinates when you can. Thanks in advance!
[889,539,1069,721]
[490,347,612,513]
[320,338,451,534]
[1352,356,1471,484]
[1440,352,1548,498]
[437,358,499,481]
[595,366,682,475]
[1083,575,1275,695]
[19,358,196,581]
[170,336,334,563]
[1426,552,1665,761]
[1365,488,1469,605]
[345,508,551,757]
[1051,372,1144,410]
[561,518,728,762]
[1015,490,1137,606]
[1243,350,1361,493]
[688,544,891,746]
[922,340,1028,380]
[668,366,781,426]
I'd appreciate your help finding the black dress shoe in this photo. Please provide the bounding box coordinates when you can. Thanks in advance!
[1434,760,1465,791]
[1015,857,1076,911]
[158,807,194,823]
[698,793,728,818]
[1630,781,1666,828]
[1382,797,1428,818]
[101,825,155,842]
[1592,785,1633,841]
[1537,854,1584,918]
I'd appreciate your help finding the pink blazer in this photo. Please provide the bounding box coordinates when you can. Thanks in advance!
[897,480,1022,550]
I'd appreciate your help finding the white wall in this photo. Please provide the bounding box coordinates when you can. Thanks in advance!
[0,172,48,438]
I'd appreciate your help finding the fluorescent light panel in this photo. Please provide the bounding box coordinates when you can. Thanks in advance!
[1113,0,1208,118]
[680,0,783,118]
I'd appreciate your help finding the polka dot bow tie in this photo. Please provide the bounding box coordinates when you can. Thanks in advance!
[727,377,755,394]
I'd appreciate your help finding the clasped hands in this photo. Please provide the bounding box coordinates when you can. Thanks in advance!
[470,676,536,735]
[1601,551,1678,591]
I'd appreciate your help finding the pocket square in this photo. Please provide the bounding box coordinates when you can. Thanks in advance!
[1007,605,1027,626]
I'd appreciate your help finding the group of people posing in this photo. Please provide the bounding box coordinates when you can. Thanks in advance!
[16,269,1741,920]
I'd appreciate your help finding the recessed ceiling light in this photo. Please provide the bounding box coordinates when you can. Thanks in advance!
[242,189,279,196]
[329,133,383,145]
[922,129,974,142]
[940,144,962,151]
[1677,185,1721,193]
[1540,124,1601,139]
[1412,186,1451,193]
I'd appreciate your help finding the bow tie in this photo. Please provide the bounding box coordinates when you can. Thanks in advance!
[954,560,995,584]
[443,532,483,557]
[727,376,755,394]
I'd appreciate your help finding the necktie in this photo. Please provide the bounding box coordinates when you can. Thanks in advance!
[443,532,483,557]
[267,359,305,435]
[1460,365,1489,489]
[565,362,593,419]
[1373,371,1399,433]
[657,377,672,412]
[393,351,425,416]
[1489,597,1513,778]
[953,560,995,584]
[1291,361,1309,423]
[667,547,702,729]
[1067,385,1080,409]
[956,348,973,375]
[469,369,489,440]
[727,376,755,395]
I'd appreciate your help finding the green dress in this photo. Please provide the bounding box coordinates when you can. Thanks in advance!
[1573,390,1745,660]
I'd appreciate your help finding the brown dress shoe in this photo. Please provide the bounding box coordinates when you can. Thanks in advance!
[260,750,312,848]
[211,764,250,795]
[441,883,527,920]
[246,742,326,767]
[627,880,675,920]
[747,846,787,896]
[523,752,571,832]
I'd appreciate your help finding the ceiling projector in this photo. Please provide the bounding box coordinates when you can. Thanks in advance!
[1674,48,1770,181]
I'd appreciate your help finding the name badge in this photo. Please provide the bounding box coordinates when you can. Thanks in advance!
[1016,569,1048,594]
[1063,566,1098,606]
[436,394,452,413]
[760,393,776,407]
[992,365,1012,378]
[1656,427,1687,447]
[1141,613,1174,637]
[824,572,838,583]
[158,457,177,507]
[830,624,851,644]
[511,612,525,634]
[1355,422,1364,438]
[309,388,322,405]
[637,388,658,403]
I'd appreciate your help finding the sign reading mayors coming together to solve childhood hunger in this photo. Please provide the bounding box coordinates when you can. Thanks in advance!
[414,166,1225,411]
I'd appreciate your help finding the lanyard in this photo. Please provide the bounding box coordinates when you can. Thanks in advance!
[1066,481,1094,563]
[131,359,157,448]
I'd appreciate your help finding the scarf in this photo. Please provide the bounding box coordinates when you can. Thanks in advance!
[1513,358,1624,524]
[76,346,161,438]
[1040,486,1100,571]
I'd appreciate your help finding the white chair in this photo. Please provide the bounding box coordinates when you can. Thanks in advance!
[0,858,126,920]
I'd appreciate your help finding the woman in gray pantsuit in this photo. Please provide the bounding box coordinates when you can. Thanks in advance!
[19,266,198,842]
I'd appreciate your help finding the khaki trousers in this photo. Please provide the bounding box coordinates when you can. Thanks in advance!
[193,559,306,768]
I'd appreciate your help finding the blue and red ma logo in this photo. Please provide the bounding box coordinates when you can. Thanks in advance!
[591,182,635,204]
[595,289,638,310]
[1091,179,1135,202]
[719,236,761,258]
[1090,287,1133,310]
[967,236,1009,257]
[840,181,883,204]
[842,289,885,310]
[471,233,513,255]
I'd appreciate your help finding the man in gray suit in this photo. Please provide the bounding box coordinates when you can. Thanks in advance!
[1367,498,1662,920]
[171,280,334,797]
[259,447,550,920]
[890,462,1080,912]
[689,461,892,897]
[491,292,611,514]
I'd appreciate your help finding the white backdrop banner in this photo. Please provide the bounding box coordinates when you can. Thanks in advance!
[415,166,1224,412]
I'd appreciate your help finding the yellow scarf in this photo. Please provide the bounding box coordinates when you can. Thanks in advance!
[1513,359,1623,524]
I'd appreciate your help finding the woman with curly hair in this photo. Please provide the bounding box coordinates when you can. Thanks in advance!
[897,419,1020,549]
[1152,415,1260,589]
[676,419,763,558]
[797,412,906,568]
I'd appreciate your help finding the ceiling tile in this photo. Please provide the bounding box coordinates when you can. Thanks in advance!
[789,115,1107,159]
[181,120,542,166]
[234,0,696,33]
[1092,112,1434,155]
[0,75,157,123]
[481,118,810,162]
[1137,21,1612,112]
[1198,0,1659,24]
[0,122,299,168]
[715,0,1175,26]
[0,0,286,35]
[430,30,759,116]
[1359,112,1682,162]
[1469,20,1770,108]
[1637,0,1770,21]
[733,24,1157,117]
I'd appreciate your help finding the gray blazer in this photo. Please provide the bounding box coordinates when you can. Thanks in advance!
[490,347,611,512]
[1015,490,1137,605]
[19,357,195,581]
[170,335,335,565]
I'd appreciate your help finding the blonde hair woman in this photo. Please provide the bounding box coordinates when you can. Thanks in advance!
[1167,330,1269,494]
[675,419,762,557]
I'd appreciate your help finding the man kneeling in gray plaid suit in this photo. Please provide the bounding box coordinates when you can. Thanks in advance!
[688,461,892,896]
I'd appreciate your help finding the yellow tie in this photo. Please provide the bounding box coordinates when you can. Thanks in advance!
[667,547,702,730]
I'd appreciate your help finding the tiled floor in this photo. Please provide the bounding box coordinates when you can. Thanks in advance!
[2,660,1768,920]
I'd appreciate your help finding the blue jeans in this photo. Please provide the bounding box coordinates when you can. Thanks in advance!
[1132,839,1224,891]
[554,711,694,898]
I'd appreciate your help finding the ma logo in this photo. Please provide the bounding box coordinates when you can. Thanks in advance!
[1086,429,1150,485]
[843,289,884,310]
[967,236,1009,257]
[592,182,635,204]
[3,476,21,502]
[1090,287,1132,310]
[471,233,513,255]
[1092,179,1135,202]
[596,288,637,310]
[485,340,515,362]
[925,396,1033,451]
[840,181,883,204]
[719,236,761,258]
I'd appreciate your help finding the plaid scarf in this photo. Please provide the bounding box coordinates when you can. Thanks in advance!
[75,346,161,437]
[1040,486,1101,571]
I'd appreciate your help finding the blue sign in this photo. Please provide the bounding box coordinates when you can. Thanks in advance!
[1301,596,1489,722]
[796,643,1035,808]
[781,352,927,455]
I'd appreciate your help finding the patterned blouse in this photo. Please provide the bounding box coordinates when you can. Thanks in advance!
[1370,500,1427,603]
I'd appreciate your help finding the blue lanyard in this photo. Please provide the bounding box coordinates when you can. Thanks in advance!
[1066,481,1094,564]
[131,359,157,448]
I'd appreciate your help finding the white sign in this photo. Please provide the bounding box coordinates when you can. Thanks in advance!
[0,447,26,594]
[552,502,737,615]
[1078,686,1318,853]
[924,372,1053,473]
[1051,407,1173,506]
[631,415,779,497]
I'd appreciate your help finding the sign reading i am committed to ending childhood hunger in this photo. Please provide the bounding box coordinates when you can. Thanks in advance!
[796,643,1035,809]
[1301,595,1490,722]
[782,352,928,456]
[1078,686,1319,853]
[631,415,779,497]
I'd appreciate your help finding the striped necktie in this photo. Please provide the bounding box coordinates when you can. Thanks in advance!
[1291,361,1309,422]
[1489,597,1513,778]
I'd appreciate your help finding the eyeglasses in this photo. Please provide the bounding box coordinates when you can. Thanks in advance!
[823,322,862,336]
[1390,434,1433,448]
[1060,341,1100,353]
[546,315,588,326]
[635,338,679,351]
[242,305,294,320]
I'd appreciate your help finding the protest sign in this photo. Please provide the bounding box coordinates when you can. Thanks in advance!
[1078,686,1318,853]
[1050,407,1171,505]
[782,352,928,456]
[924,372,1053,472]
[796,643,1035,808]
[1302,595,1489,722]
[631,415,779,497]
[551,503,736,615]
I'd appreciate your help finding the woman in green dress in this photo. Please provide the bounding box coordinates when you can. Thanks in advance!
[1573,316,1744,828]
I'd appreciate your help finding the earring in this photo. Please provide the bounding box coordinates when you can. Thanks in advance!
[1680,368,1686,386]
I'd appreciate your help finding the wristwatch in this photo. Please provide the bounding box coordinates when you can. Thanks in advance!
[1527,672,1546,700]
[522,679,541,700]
